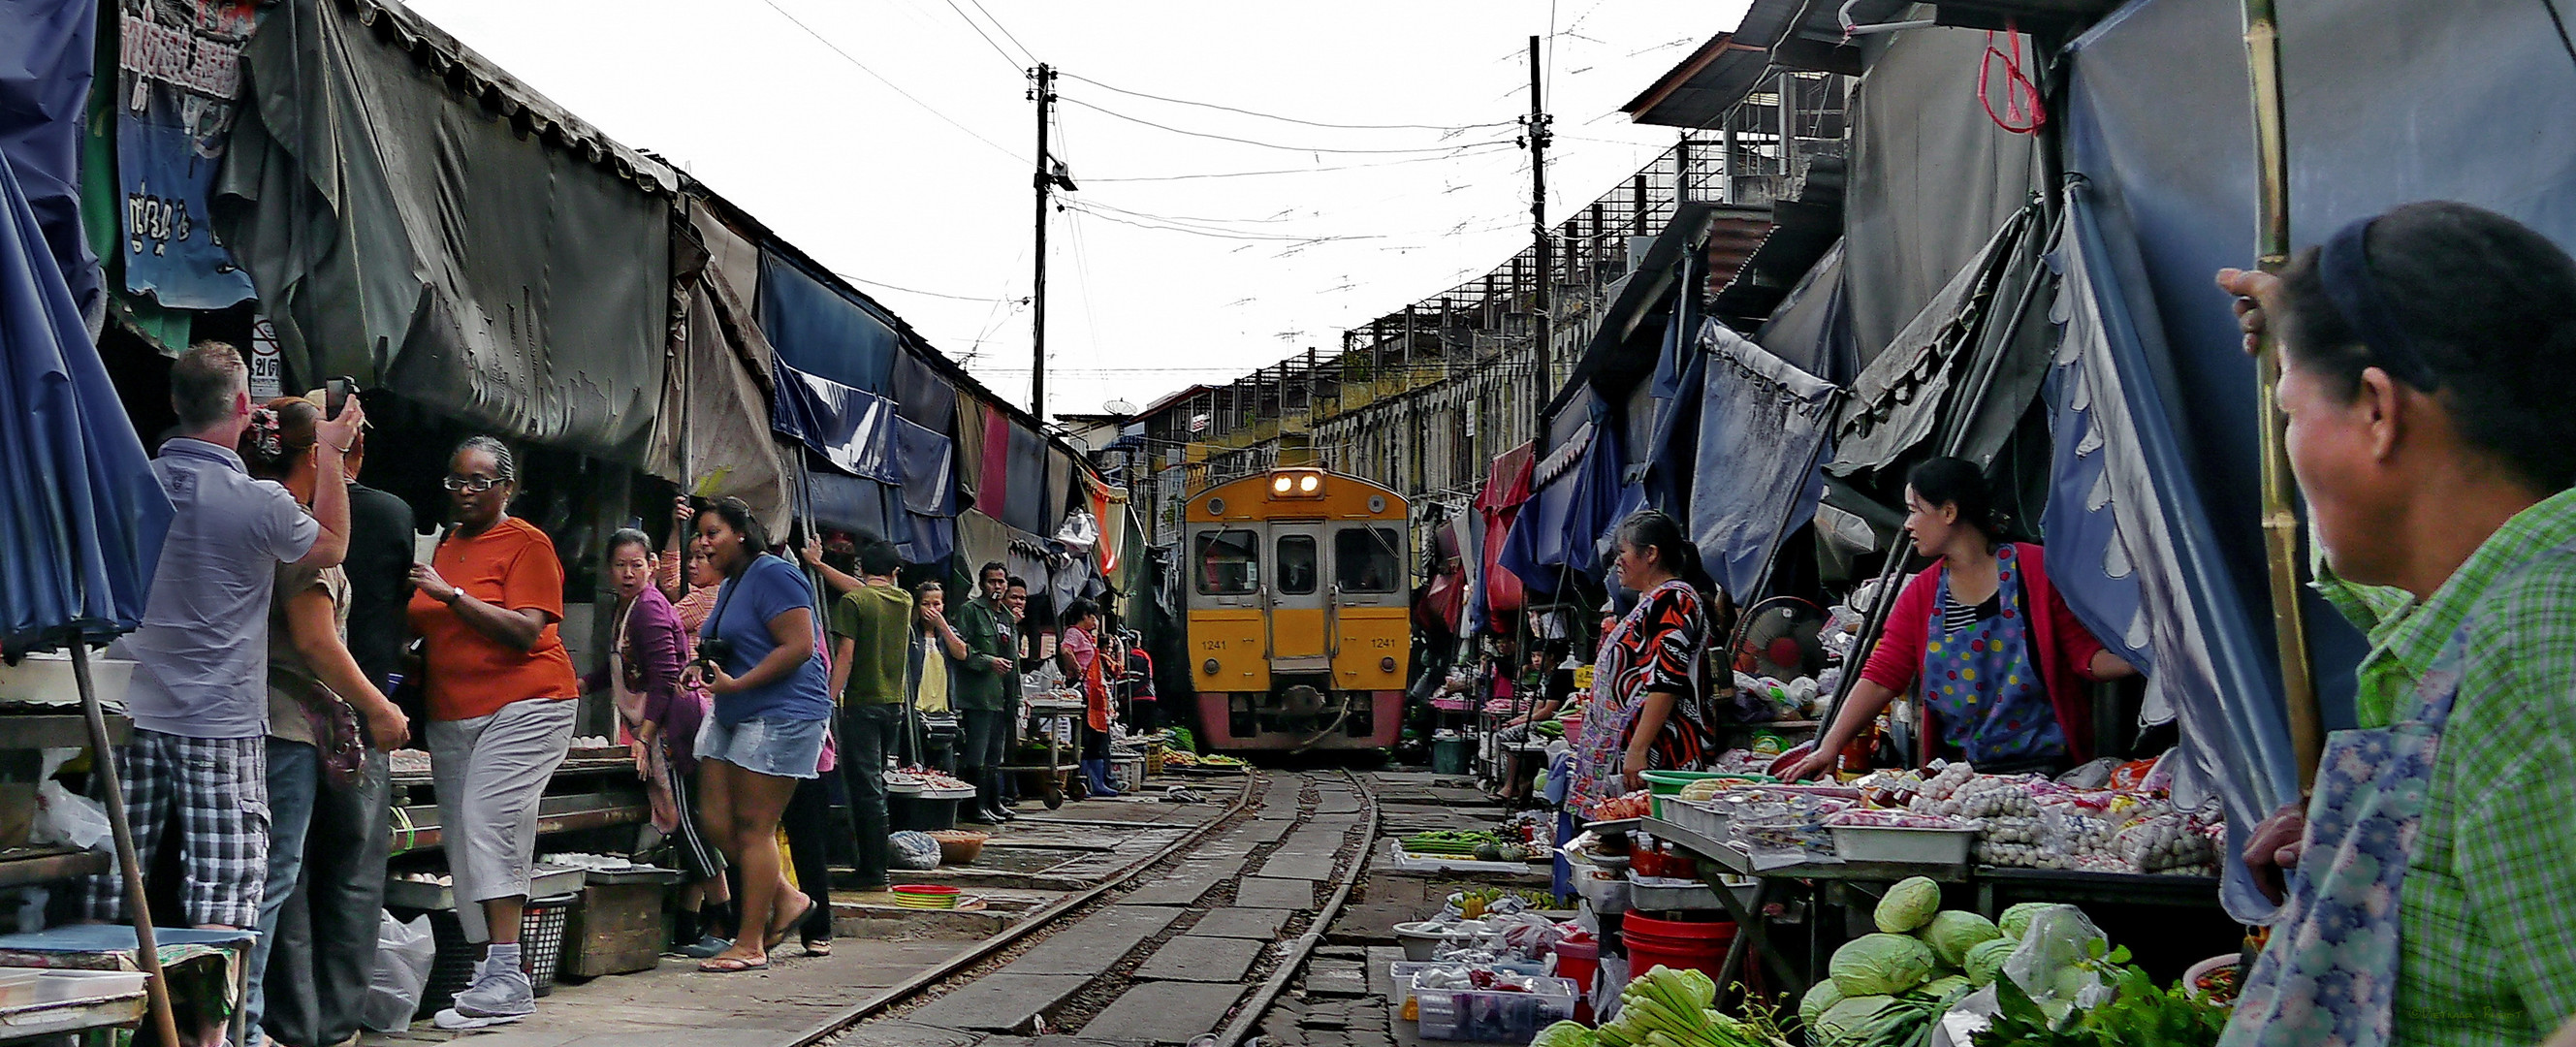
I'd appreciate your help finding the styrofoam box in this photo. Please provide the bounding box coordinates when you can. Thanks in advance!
[1412,976,1580,1043]
[1829,825,1977,865]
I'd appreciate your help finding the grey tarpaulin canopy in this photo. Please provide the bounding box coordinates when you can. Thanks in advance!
[1827,202,2044,478]
[1840,22,2044,370]
[649,199,791,535]
[216,0,674,463]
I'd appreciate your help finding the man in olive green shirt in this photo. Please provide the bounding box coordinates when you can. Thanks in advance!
[2218,202,2576,1047]
[826,539,911,889]
[952,562,1017,822]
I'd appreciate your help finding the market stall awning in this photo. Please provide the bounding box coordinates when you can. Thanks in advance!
[1827,204,2038,479]
[215,0,672,463]
[0,0,101,316]
[1687,321,1838,602]
[2044,182,2294,923]
[1499,421,1622,597]
[758,249,900,395]
[649,200,791,536]
[772,359,897,483]
[0,148,171,655]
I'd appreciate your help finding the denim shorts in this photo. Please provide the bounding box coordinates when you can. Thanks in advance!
[695,714,827,778]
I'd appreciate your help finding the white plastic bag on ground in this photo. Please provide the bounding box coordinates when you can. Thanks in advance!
[361,911,435,1032]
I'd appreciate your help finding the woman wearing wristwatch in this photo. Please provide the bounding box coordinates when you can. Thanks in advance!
[406,436,580,1031]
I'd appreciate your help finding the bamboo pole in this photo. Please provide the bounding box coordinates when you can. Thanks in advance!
[2241,0,2324,793]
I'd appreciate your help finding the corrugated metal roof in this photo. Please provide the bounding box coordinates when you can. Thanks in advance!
[1622,0,1911,128]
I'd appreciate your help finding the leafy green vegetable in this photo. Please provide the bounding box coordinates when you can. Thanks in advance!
[1996,903,2054,941]
[1969,947,2228,1047]
[1829,934,1935,997]
[1535,1020,1598,1047]
[1799,979,1848,1029]
[1874,877,1943,934]
[1962,937,2016,988]
[1916,975,1970,1000]
[1919,910,2001,968]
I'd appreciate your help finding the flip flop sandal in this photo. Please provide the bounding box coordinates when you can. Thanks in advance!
[803,938,834,957]
[765,893,817,951]
[697,955,770,973]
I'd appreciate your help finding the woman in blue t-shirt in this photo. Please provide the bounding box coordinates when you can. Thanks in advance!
[681,497,834,973]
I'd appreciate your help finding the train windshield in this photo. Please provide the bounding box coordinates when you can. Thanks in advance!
[1276,535,1318,594]
[1335,528,1403,593]
[1195,529,1261,594]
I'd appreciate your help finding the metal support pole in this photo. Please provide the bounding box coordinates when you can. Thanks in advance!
[1527,35,1555,405]
[1031,63,1057,419]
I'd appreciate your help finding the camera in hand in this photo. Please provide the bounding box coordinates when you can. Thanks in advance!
[697,637,736,672]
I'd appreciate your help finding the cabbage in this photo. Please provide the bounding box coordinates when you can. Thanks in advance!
[1799,978,1848,1028]
[1829,933,1935,996]
[1920,910,2001,967]
[1998,902,2055,940]
[1963,937,2016,987]
[1813,996,1899,1047]
[1919,975,1971,999]
[1873,876,1943,934]
[1533,1021,1595,1047]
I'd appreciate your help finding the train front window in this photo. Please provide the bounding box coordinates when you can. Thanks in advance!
[1195,530,1260,594]
[1277,535,1318,595]
[1335,528,1402,593]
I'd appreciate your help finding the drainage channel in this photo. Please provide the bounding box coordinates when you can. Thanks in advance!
[801,767,1382,1047]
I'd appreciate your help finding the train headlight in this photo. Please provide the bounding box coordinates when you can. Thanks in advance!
[1272,476,1292,493]
[1204,658,1222,676]
[1381,656,1397,673]
[1298,474,1320,492]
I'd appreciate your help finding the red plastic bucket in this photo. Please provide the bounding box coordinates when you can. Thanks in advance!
[1554,932,1600,1021]
[1622,912,1735,983]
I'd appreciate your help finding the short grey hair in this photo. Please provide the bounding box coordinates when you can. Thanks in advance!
[452,435,518,483]
[170,341,248,428]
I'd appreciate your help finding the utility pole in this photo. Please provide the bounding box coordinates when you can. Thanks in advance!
[1525,35,1554,405]
[1030,63,1071,421]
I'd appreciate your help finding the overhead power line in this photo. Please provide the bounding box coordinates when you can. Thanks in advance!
[964,0,1037,67]
[938,0,1027,75]
[1059,97,1513,155]
[1058,72,1516,132]
[1084,143,1521,182]
[758,0,1029,163]
[834,270,1028,304]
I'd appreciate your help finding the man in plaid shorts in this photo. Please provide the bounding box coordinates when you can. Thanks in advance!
[89,343,360,930]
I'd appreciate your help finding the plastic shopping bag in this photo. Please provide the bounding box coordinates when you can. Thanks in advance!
[361,911,436,1032]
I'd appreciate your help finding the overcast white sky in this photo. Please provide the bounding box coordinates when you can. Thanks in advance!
[406,0,1753,418]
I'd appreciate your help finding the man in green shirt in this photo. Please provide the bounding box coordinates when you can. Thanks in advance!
[952,562,1018,823]
[826,538,912,890]
[2217,202,2576,1047]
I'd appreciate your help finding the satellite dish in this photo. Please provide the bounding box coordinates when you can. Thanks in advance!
[1103,398,1140,415]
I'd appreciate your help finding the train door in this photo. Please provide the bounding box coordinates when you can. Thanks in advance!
[1326,523,1411,693]
[1269,524,1328,672]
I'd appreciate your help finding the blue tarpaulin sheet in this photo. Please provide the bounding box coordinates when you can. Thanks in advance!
[758,249,900,395]
[894,416,955,518]
[2045,184,2294,921]
[2062,0,2576,741]
[0,0,102,315]
[0,148,170,654]
[1500,419,1622,596]
[803,470,909,550]
[771,356,896,483]
[1687,321,1837,602]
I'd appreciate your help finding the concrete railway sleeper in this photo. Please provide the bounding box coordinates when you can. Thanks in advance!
[800,768,1383,1047]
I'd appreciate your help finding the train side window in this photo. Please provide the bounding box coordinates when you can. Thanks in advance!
[1277,535,1318,594]
[1335,528,1402,593]
[1195,529,1261,595]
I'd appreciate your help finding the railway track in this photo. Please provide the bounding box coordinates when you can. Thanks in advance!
[788,767,1382,1047]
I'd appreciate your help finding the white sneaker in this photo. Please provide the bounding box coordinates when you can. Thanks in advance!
[433,958,534,1028]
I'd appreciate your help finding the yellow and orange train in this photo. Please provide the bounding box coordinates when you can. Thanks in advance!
[1183,467,1410,751]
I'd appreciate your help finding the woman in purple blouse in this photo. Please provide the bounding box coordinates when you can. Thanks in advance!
[590,528,732,955]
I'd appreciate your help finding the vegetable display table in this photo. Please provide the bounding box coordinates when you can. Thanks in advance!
[1636,815,2222,999]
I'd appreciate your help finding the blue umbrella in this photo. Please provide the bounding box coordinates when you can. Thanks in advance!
[0,146,183,1044]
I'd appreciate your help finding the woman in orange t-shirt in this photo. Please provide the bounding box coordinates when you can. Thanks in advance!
[404,436,579,1029]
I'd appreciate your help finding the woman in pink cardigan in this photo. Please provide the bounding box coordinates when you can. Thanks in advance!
[1788,458,2136,779]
